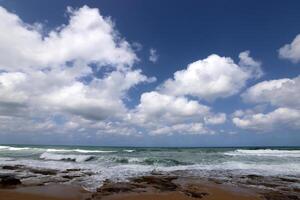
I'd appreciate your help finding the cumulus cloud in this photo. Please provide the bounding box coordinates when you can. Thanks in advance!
[0,5,152,136]
[128,90,226,135]
[159,52,262,101]
[150,123,211,136]
[241,76,300,109]
[233,107,300,131]
[233,76,300,131]
[238,51,263,79]
[279,34,300,63]
[149,48,158,63]
[0,5,137,71]
[131,91,210,124]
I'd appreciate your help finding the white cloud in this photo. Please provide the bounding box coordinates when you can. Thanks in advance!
[279,34,300,63]
[149,48,158,63]
[128,91,225,135]
[241,76,300,108]
[204,113,226,125]
[0,5,153,136]
[233,76,300,132]
[233,107,300,132]
[131,91,210,124]
[159,52,261,101]
[150,123,211,136]
[0,5,137,71]
[238,51,263,79]
[39,70,151,120]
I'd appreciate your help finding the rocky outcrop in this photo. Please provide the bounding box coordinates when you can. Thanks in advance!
[0,174,21,187]
[29,168,58,175]
[130,175,178,191]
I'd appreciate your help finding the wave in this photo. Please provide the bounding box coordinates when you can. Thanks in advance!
[111,157,191,166]
[46,148,117,153]
[225,149,300,157]
[40,152,95,162]
[0,145,117,154]
[0,145,32,151]
[123,150,135,153]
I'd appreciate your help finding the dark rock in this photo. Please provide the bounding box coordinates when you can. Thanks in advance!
[29,168,58,175]
[97,180,142,195]
[131,175,178,191]
[279,177,298,183]
[247,174,263,179]
[66,168,81,172]
[62,175,82,179]
[208,178,223,184]
[2,165,24,170]
[263,191,300,200]
[150,170,163,175]
[183,185,208,199]
[0,174,21,187]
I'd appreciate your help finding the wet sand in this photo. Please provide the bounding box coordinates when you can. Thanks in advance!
[102,184,262,200]
[1,173,299,200]
[0,183,261,200]
[0,184,90,200]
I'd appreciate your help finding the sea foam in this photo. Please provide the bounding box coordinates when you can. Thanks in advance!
[225,149,300,157]
[40,152,94,162]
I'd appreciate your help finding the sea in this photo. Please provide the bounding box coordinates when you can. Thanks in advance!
[0,145,300,191]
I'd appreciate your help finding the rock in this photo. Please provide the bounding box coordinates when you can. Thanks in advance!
[97,180,142,195]
[66,168,81,172]
[182,184,208,199]
[29,168,58,175]
[246,174,263,179]
[263,191,300,200]
[0,174,21,187]
[2,165,24,170]
[280,177,298,183]
[62,174,82,179]
[21,175,68,186]
[131,175,178,191]
[208,178,223,184]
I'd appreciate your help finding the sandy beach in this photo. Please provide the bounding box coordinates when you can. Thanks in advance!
[0,181,262,200]
[1,173,299,200]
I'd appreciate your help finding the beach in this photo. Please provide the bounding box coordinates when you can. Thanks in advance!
[0,145,299,199]
[0,174,298,200]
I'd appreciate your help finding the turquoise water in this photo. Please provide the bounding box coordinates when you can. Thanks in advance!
[1,145,300,190]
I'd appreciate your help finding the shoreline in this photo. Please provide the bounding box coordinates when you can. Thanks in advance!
[1,173,299,200]
[0,180,261,200]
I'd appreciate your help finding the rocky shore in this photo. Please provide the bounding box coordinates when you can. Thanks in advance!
[0,164,299,200]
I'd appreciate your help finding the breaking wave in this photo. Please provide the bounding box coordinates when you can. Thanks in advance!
[40,152,95,162]
[111,157,191,166]
[0,145,32,151]
[46,148,117,153]
[225,149,300,157]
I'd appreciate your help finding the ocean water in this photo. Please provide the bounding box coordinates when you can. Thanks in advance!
[0,145,299,190]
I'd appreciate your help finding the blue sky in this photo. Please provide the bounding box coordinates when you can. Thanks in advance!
[0,0,300,146]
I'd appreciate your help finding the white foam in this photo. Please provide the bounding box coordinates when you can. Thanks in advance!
[123,150,135,153]
[40,152,94,162]
[46,148,117,153]
[225,149,300,157]
[0,146,31,151]
[0,145,40,151]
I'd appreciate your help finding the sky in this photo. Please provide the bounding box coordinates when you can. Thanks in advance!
[0,0,300,146]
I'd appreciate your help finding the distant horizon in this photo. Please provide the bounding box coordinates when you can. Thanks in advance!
[1,143,300,148]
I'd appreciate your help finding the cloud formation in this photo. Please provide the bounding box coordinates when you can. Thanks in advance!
[159,51,262,101]
[279,34,300,63]
[149,48,158,63]
[233,76,300,131]
[0,5,151,135]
